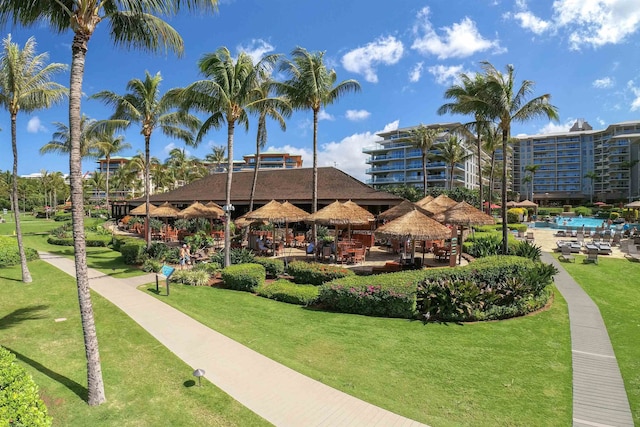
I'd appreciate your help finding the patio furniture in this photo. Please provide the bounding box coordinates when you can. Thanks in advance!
[555,230,566,237]
[625,242,640,262]
[583,248,599,264]
[556,241,582,253]
[558,245,575,262]
[596,242,612,255]
[525,231,535,243]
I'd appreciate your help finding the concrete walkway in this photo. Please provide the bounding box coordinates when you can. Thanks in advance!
[542,253,634,427]
[38,252,427,427]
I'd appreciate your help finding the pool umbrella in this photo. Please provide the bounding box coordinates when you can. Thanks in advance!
[205,201,225,216]
[129,202,157,215]
[483,201,501,209]
[434,201,495,264]
[506,201,518,207]
[246,200,286,222]
[306,200,374,241]
[177,201,221,219]
[415,195,434,208]
[149,202,180,218]
[378,200,431,222]
[625,200,640,208]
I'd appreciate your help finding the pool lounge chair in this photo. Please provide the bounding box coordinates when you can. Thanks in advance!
[583,243,599,253]
[583,248,599,264]
[596,242,612,255]
[555,230,566,237]
[559,245,575,262]
[556,241,581,253]
[625,242,640,262]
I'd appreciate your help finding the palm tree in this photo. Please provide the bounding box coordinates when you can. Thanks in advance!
[277,47,361,243]
[524,164,540,201]
[438,72,492,210]
[0,35,66,284]
[87,171,106,200]
[0,0,218,406]
[91,71,200,249]
[248,73,291,212]
[407,124,440,196]
[522,174,532,202]
[480,61,559,254]
[94,132,131,214]
[436,135,472,190]
[177,47,276,267]
[584,171,598,204]
[40,116,101,159]
[205,145,226,173]
[481,124,502,214]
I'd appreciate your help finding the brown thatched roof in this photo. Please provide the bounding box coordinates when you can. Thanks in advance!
[378,200,431,221]
[306,200,373,225]
[415,195,434,208]
[177,201,221,219]
[342,200,376,223]
[375,209,453,241]
[280,202,310,221]
[246,200,286,222]
[433,201,495,226]
[626,200,640,208]
[129,202,157,216]
[430,194,458,208]
[205,202,225,215]
[516,199,538,207]
[139,167,402,207]
[149,202,180,218]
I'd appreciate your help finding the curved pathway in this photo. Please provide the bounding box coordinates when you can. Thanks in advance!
[541,252,634,427]
[38,252,426,427]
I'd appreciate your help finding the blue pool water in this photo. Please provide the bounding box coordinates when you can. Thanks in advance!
[553,216,615,229]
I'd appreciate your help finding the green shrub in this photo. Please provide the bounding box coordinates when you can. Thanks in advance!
[286,261,354,286]
[164,247,181,265]
[0,346,52,427]
[171,269,211,286]
[473,224,501,233]
[317,271,421,318]
[610,211,620,221]
[0,236,39,268]
[192,262,221,276]
[512,240,542,261]
[47,235,109,247]
[573,206,592,216]
[507,223,528,232]
[142,259,162,273]
[210,248,255,265]
[121,242,146,265]
[146,242,169,261]
[257,280,319,305]
[53,212,71,222]
[112,235,141,252]
[253,257,285,278]
[465,234,503,257]
[221,263,265,292]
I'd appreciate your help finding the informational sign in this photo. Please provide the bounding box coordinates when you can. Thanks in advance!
[449,237,458,267]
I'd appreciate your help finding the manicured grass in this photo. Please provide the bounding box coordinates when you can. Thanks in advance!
[0,261,268,427]
[557,254,640,425]
[143,283,572,426]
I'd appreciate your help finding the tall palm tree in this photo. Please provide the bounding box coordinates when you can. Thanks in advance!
[0,0,218,406]
[407,124,440,196]
[91,71,200,249]
[524,164,540,201]
[248,73,291,212]
[49,170,67,207]
[40,116,101,159]
[94,132,131,214]
[435,135,472,190]
[584,170,598,204]
[481,124,502,214]
[480,61,559,254]
[277,47,361,243]
[522,174,532,202]
[87,171,106,199]
[0,34,66,284]
[205,145,226,173]
[177,47,276,267]
[438,72,492,210]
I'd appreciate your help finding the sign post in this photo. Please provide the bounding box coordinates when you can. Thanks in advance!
[449,236,458,267]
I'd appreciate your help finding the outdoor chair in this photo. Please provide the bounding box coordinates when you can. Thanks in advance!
[625,242,640,262]
[321,245,333,262]
[352,247,365,264]
[554,230,566,237]
[611,233,622,246]
[525,231,535,243]
[583,248,599,264]
[576,232,585,243]
[596,242,612,255]
[558,245,575,262]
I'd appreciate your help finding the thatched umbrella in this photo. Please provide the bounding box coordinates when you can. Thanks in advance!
[430,194,458,208]
[434,201,495,264]
[149,202,180,218]
[506,201,518,207]
[625,200,640,208]
[306,200,374,241]
[205,201,225,216]
[177,201,221,219]
[378,200,430,222]
[280,201,310,222]
[246,200,286,222]
[415,195,434,208]
[129,202,157,216]
[515,199,538,218]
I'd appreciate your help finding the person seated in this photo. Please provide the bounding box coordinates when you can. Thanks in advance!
[305,242,315,256]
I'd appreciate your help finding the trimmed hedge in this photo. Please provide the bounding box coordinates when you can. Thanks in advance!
[47,235,110,247]
[221,263,265,292]
[257,280,319,305]
[0,236,39,268]
[0,346,52,427]
[121,242,146,265]
[253,257,285,278]
[286,261,354,286]
[170,269,210,286]
[318,271,421,318]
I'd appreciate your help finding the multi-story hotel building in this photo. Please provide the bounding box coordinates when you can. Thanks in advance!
[513,120,640,205]
[363,123,483,191]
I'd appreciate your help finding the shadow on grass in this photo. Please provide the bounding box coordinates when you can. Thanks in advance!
[183,379,196,388]
[0,274,27,283]
[0,305,49,330]
[4,346,88,402]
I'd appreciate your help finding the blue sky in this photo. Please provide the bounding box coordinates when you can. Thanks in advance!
[2,0,640,181]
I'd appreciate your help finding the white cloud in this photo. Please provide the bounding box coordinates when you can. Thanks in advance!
[592,77,614,88]
[345,109,371,121]
[596,117,606,126]
[164,143,191,157]
[537,118,576,134]
[411,6,504,59]
[627,80,640,111]
[26,116,46,134]
[237,39,275,64]
[341,36,404,83]
[512,11,551,34]
[409,62,424,83]
[318,110,334,121]
[268,121,400,181]
[427,64,465,86]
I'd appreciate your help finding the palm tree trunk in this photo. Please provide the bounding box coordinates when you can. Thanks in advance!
[312,109,319,245]
[11,113,32,283]
[70,33,106,406]
[144,135,151,250]
[488,154,496,214]
[449,163,454,190]
[105,155,110,218]
[421,152,428,197]
[249,126,262,212]
[501,130,508,254]
[224,121,235,268]
[476,127,483,211]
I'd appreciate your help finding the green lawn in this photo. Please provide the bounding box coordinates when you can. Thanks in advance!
[143,282,572,427]
[557,254,640,425]
[0,261,268,427]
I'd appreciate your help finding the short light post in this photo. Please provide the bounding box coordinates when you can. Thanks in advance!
[222,204,235,267]
[193,368,205,387]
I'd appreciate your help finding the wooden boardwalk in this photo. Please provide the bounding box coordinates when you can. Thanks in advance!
[542,253,634,427]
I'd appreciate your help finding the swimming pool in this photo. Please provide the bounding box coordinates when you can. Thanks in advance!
[553,216,614,229]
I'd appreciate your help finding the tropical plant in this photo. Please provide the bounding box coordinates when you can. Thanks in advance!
[0,34,66,283]
[435,135,472,190]
[204,145,226,173]
[0,0,218,407]
[176,47,276,267]
[277,47,360,243]
[94,131,131,213]
[91,71,200,249]
[248,71,291,211]
[481,124,503,213]
[524,164,540,201]
[584,171,598,204]
[479,62,559,254]
[39,115,101,159]
[406,124,440,196]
